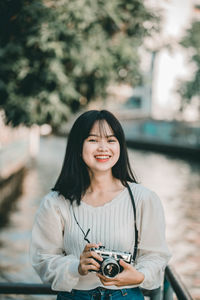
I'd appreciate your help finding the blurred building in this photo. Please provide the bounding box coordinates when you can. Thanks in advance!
[149,0,199,121]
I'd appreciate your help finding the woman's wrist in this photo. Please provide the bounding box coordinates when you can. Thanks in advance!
[78,263,84,276]
[135,270,145,284]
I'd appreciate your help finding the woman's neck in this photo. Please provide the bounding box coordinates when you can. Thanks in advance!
[88,172,123,193]
[81,171,125,207]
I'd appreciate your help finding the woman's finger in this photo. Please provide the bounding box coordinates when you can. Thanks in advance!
[119,259,131,269]
[98,275,123,287]
[97,273,118,282]
[98,276,117,286]
[90,250,103,262]
[84,257,101,269]
[81,247,103,263]
[79,261,100,275]
[79,243,103,276]
[83,243,99,252]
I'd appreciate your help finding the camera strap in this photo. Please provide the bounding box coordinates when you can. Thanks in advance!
[72,183,138,261]
[127,183,138,262]
[72,206,91,243]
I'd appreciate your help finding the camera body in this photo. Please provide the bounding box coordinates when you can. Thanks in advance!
[91,246,132,278]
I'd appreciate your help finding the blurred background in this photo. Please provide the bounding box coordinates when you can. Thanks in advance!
[0,0,200,299]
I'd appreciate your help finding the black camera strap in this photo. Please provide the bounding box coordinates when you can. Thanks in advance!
[72,182,138,261]
[127,183,138,262]
[72,207,91,243]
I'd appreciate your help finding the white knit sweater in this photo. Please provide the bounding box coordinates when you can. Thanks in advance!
[30,183,171,292]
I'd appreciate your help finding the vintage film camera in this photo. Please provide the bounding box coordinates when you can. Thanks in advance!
[91,246,132,278]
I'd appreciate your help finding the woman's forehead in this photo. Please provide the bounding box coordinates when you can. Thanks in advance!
[89,120,114,136]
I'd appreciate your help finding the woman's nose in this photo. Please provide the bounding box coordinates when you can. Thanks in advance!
[98,140,108,151]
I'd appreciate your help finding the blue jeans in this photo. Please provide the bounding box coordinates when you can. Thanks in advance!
[57,287,144,300]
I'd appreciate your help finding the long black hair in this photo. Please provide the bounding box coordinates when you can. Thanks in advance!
[52,110,137,204]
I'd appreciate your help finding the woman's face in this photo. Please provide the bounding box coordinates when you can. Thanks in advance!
[82,120,120,174]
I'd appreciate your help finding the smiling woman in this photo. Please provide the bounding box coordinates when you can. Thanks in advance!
[50,110,136,205]
[30,110,171,300]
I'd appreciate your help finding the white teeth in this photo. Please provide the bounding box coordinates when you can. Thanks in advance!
[95,156,110,159]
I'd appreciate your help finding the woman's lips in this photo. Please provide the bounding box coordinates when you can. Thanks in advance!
[95,155,111,162]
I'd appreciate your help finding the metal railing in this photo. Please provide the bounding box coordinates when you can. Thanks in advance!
[0,265,193,299]
[165,266,193,300]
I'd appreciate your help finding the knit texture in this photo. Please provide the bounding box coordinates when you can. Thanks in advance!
[30,183,171,291]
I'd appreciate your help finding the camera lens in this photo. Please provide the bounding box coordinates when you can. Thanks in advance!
[101,258,120,278]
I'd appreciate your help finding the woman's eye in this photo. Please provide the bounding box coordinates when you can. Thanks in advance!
[88,139,97,142]
[108,139,116,143]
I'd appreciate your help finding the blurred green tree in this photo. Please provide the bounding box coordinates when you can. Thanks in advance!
[178,20,200,112]
[0,0,159,129]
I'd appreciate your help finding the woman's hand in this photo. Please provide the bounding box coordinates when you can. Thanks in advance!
[78,243,103,276]
[97,259,144,287]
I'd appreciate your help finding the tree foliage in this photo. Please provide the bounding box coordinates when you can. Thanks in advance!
[0,0,159,129]
[178,21,200,110]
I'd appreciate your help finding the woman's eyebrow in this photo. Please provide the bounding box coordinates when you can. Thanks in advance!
[106,134,116,138]
[88,134,99,137]
[88,134,115,138]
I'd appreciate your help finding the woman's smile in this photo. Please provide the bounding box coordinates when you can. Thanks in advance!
[95,155,111,162]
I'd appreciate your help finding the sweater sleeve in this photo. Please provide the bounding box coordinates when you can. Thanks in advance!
[134,190,171,290]
[30,193,81,292]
